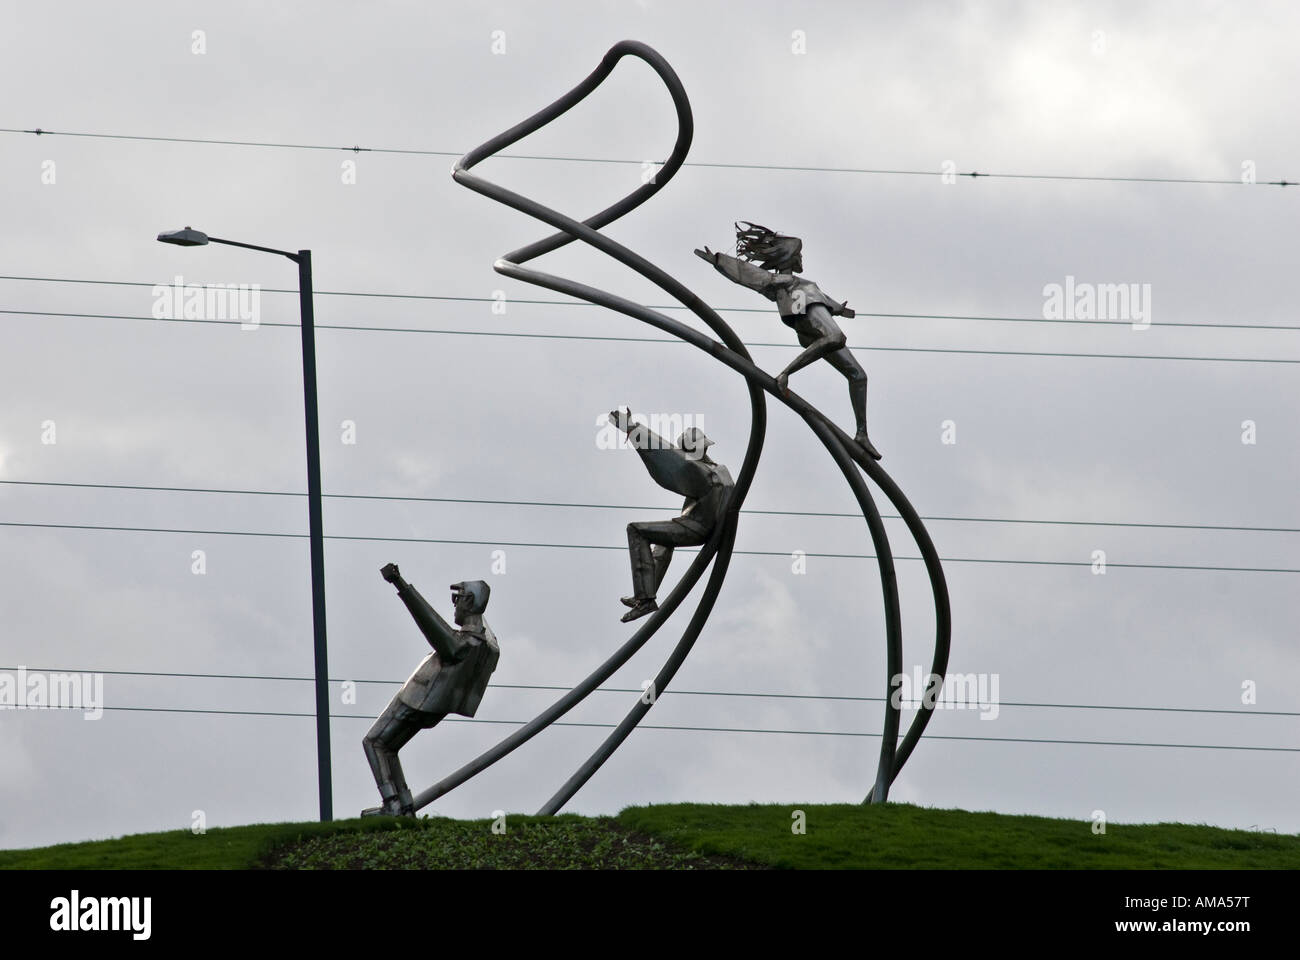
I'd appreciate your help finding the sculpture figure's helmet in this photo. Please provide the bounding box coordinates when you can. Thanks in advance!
[678,427,714,460]
[735,221,803,272]
[450,580,491,614]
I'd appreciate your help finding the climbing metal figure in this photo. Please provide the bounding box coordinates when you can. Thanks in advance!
[609,407,735,623]
[697,221,882,460]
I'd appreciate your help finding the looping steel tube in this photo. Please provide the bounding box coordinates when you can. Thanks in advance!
[413,40,947,814]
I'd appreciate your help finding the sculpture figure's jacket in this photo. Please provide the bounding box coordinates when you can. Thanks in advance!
[394,605,500,718]
[631,432,734,538]
[674,462,734,537]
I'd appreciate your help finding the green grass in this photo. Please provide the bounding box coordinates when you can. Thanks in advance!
[2,803,1296,870]
[0,818,407,870]
[616,803,1300,869]
[0,814,757,871]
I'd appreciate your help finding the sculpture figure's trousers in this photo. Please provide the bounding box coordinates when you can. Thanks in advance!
[626,519,708,600]
[825,346,869,436]
[363,700,445,814]
[794,322,869,436]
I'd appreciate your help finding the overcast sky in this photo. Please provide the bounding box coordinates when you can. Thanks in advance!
[2,0,1297,850]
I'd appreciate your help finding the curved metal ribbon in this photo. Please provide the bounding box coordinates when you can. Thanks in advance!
[413,39,948,814]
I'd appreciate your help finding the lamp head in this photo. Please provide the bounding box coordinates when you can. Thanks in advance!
[156,226,209,247]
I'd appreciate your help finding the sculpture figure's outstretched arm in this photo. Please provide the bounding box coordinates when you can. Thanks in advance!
[611,408,712,498]
[695,247,780,301]
[635,445,712,499]
[380,564,469,662]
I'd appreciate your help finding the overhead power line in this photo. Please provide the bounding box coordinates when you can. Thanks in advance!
[3,479,1297,535]
[23,703,1298,754]
[9,665,1294,718]
[1,518,1297,573]
[4,274,1299,332]
[2,126,1296,188]
[4,307,1297,366]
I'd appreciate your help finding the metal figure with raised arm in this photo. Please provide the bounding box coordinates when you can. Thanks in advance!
[362,564,500,817]
[696,221,881,460]
[609,407,735,623]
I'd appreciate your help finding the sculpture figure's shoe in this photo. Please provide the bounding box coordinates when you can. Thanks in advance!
[620,596,639,608]
[620,598,658,623]
[855,430,882,461]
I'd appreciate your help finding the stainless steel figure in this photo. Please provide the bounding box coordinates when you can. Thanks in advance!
[697,222,882,460]
[609,409,735,623]
[362,565,500,816]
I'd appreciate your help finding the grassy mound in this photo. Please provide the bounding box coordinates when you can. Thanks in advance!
[617,802,1300,869]
[2,803,1295,870]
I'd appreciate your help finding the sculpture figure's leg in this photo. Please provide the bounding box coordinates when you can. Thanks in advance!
[625,522,659,602]
[825,347,868,434]
[826,347,880,460]
[651,543,674,594]
[362,701,424,815]
[623,520,707,621]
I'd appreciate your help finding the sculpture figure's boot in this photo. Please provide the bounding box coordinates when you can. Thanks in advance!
[854,428,882,461]
[363,783,408,817]
[394,786,416,817]
[620,598,658,623]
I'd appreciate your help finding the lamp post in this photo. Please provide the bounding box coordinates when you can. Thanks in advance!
[157,226,332,822]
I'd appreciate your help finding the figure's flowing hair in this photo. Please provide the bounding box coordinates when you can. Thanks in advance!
[735,220,803,271]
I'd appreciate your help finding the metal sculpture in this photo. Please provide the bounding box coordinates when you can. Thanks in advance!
[377,40,950,816]
[362,565,500,816]
[612,409,735,623]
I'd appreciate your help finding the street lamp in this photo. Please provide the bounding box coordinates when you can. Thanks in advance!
[157,226,332,822]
